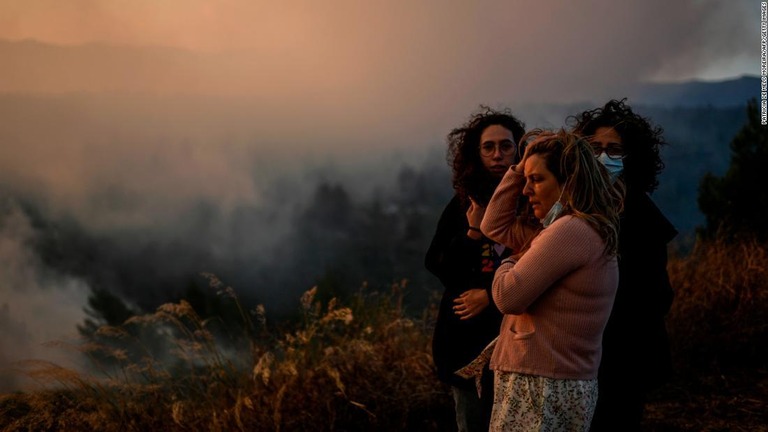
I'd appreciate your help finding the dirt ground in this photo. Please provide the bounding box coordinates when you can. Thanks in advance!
[642,367,768,432]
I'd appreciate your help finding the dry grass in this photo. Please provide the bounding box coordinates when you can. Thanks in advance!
[666,237,767,371]
[643,368,768,432]
[0,279,453,432]
[1,237,766,431]
[642,237,768,431]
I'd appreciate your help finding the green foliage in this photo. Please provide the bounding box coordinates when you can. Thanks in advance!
[698,99,768,242]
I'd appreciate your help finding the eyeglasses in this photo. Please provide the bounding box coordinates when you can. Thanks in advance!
[480,141,516,157]
[590,143,624,160]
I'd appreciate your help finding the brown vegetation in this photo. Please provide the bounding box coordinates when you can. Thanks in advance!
[1,237,766,431]
[1,278,452,432]
[643,237,768,431]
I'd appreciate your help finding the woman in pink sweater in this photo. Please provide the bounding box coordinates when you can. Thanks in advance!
[481,131,623,431]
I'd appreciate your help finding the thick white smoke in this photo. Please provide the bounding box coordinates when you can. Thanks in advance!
[0,199,90,391]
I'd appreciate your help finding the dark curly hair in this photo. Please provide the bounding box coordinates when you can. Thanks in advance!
[568,99,666,193]
[447,106,526,206]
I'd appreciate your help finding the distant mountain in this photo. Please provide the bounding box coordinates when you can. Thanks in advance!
[627,76,760,108]
[0,37,754,237]
[1,38,758,107]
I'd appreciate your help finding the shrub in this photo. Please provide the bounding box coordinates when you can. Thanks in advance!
[666,235,768,372]
[1,279,454,432]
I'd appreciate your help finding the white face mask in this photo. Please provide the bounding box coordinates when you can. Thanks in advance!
[597,153,624,183]
[541,187,565,228]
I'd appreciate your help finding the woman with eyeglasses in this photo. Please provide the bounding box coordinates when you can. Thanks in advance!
[570,99,678,432]
[425,107,526,432]
[476,130,623,431]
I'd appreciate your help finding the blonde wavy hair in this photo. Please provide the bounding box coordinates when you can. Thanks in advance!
[521,129,624,256]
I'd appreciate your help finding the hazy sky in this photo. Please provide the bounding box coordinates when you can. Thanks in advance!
[0,0,757,98]
[0,0,757,158]
[0,0,758,263]
[0,0,758,388]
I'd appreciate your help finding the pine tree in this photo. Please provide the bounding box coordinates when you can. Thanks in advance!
[698,99,768,242]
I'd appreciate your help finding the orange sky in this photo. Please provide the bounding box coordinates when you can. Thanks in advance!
[0,1,758,385]
[0,0,756,98]
[0,0,757,217]
[0,1,319,51]
[0,0,758,222]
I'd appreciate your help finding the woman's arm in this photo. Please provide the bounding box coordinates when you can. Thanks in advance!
[480,166,539,252]
[492,217,593,314]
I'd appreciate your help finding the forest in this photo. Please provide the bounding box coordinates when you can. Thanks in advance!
[0,97,765,431]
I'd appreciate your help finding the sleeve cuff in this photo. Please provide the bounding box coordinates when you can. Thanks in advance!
[500,257,517,266]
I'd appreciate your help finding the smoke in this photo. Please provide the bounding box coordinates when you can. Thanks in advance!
[0,0,754,390]
[0,2,754,200]
[0,89,447,300]
[0,199,89,391]
[0,1,754,103]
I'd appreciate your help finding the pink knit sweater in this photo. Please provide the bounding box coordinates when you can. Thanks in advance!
[479,167,539,253]
[481,168,618,380]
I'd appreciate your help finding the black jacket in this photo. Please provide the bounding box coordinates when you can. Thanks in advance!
[425,195,507,389]
[599,190,678,388]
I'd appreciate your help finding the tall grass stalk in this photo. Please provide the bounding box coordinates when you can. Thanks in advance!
[1,279,452,431]
[6,235,765,431]
[667,236,768,371]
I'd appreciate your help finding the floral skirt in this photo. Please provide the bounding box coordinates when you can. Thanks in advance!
[490,371,598,432]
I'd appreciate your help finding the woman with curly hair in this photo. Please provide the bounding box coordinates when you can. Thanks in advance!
[570,99,678,432]
[479,130,623,431]
[425,106,525,432]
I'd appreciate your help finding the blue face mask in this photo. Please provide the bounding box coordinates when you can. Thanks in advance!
[541,187,565,228]
[597,153,624,183]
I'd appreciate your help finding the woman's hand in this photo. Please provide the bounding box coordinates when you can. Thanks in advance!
[453,288,490,320]
[466,198,485,231]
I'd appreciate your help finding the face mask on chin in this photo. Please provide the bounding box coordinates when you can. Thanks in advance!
[597,153,624,183]
[541,201,563,228]
[541,187,566,228]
